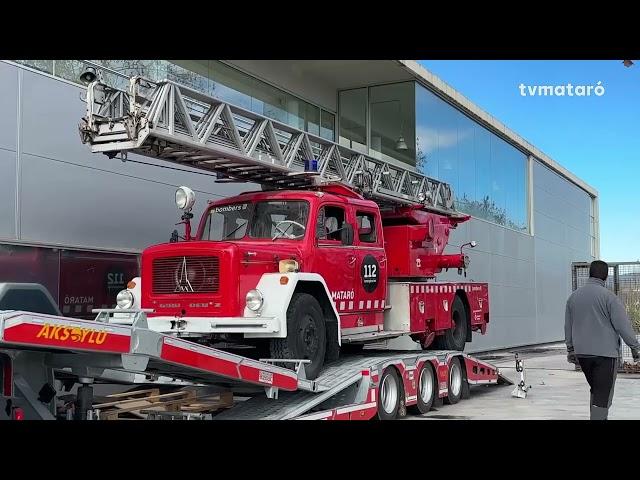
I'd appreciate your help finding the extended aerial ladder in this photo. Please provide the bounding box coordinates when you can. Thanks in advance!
[78,75,461,217]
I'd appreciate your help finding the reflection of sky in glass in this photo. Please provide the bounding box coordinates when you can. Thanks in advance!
[416,83,528,232]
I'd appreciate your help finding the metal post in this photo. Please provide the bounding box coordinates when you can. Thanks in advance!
[74,378,94,421]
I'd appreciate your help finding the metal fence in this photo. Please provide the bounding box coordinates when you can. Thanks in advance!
[572,262,640,362]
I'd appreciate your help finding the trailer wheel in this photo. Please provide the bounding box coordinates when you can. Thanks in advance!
[434,295,468,351]
[377,367,401,420]
[408,363,435,415]
[445,357,463,405]
[270,293,326,380]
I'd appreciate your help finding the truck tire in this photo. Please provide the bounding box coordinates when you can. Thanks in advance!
[445,357,463,405]
[325,320,340,364]
[434,295,468,351]
[408,362,435,415]
[377,367,402,420]
[270,293,326,380]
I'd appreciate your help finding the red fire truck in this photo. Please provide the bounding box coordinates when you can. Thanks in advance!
[0,74,505,421]
[79,75,490,380]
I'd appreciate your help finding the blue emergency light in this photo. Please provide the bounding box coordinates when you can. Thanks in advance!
[304,159,318,173]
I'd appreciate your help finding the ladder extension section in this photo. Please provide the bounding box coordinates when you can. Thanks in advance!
[78,76,458,215]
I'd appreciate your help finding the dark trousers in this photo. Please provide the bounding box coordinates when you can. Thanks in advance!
[577,356,618,408]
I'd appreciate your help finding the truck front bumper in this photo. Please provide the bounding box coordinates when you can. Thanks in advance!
[111,314,283,338]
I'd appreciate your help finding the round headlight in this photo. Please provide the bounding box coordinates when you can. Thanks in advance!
[245,289,264,312]
[116,289,134,309]
[175,186,196,211]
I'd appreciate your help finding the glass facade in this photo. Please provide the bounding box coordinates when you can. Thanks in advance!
[415,84,528,232]
[339,82,416,166]
[17,59,531,233]
[338,88,368,153]
[369,83,415,166]
[13,60,336,141]
[336,80,529,232]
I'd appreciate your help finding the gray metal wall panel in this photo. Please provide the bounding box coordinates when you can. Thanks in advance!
[534,211,568,246]
[20,152,205,251]
[0,62,18,152]
[447,218,538,352]
[532,160,593,346]
[0,149,17,239]
[17,67,253,251]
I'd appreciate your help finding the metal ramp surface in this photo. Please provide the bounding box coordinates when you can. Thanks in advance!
[215,351,452,420]
[2,310,508,420]
[0,310,304,393]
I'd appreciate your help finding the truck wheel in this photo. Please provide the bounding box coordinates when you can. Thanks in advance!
[270,293,326,380]
[434,295,468,351]
[445,357,463,405]
[408,363,435,415]
[325,321,340,364]
[377,367,402,420]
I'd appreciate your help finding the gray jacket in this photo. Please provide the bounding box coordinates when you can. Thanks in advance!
[565,277,640,358]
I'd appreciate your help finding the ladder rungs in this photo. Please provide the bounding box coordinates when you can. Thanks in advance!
[81,78,459,215]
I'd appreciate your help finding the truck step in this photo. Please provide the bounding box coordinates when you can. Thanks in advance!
[342,330,407,343]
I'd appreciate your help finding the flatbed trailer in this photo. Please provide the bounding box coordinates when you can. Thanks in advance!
[0,309,510,420]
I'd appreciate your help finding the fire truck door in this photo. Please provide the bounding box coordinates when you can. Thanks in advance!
[314,204,356,322]
[354,210,386,328]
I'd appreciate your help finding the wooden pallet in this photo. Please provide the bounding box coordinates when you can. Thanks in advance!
[621,361,640,374]
[92,388,234,420]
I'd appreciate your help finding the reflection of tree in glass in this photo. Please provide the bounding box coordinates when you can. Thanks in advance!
[458,194,526,231]
[54,60,90,84]
[416,137,427,171]
[53,60,213,96]
[95,60,165,81]
[14,60,53,74]
[165,62,211,94]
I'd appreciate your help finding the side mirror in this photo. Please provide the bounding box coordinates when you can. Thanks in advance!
[341,223,354,246]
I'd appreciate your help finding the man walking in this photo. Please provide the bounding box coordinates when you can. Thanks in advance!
[565,260,640,420]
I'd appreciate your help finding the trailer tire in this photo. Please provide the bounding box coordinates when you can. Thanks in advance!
[445,357,463,405]
[434,295,468,351]
[270,293,326,380]
[408,362,435,415]
[377,367,402,420]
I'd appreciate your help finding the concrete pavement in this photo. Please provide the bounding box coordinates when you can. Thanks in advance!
[409,343,640,420]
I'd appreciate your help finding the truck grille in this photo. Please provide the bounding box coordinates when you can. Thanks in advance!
[152,256,219,294]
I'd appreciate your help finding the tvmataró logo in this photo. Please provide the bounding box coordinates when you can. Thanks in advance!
[519,81,605,97]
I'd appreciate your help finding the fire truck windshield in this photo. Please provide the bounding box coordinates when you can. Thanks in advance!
[201,201,309,241]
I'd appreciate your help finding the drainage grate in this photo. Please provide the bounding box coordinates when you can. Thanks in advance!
[511,347,557,355]
[477,355,506,361]
[425,415,471,419]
